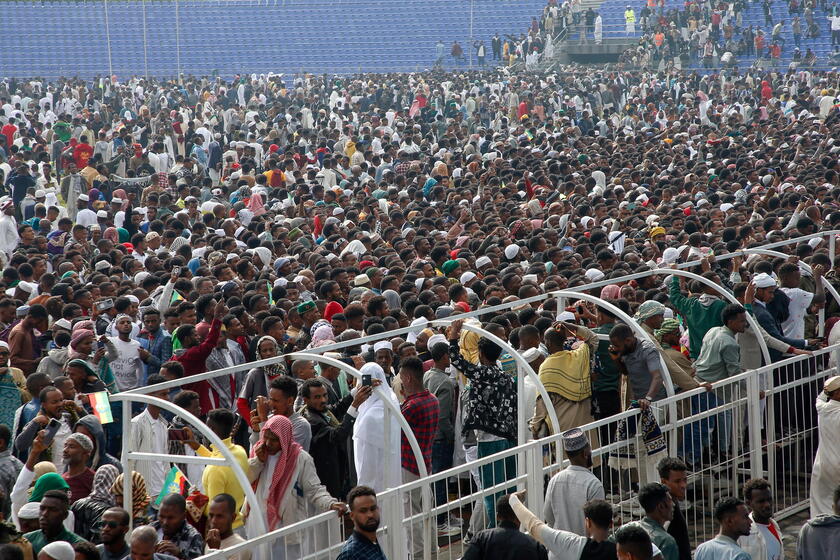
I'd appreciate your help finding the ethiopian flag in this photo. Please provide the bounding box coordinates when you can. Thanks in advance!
[155,466,190,506]
[87,391,113,424]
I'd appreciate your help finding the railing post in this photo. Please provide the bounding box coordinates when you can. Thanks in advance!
[524,443,544,516]
[384,488,405,560]
[746,372,763,480]
[121,397,133,526]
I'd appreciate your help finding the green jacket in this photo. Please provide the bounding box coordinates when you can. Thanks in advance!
[669,276,727,360]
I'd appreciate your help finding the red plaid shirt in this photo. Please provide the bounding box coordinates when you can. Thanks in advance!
[400,390,439,475]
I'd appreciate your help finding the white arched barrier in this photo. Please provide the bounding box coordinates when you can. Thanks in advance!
[740,247,840,338]
[651,268,773,366]
[111,392,268,557]
[285,351,428,480]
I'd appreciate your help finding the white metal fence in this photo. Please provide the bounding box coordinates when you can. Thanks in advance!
[110,229,840,558]
[187,344,837,560]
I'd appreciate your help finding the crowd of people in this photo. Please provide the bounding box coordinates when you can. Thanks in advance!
[619,0,840,70]
[0,61,836,560]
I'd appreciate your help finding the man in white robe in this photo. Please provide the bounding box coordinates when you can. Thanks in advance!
[811,376,840,517]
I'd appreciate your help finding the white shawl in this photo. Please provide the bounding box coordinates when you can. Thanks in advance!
[353,363,402,493]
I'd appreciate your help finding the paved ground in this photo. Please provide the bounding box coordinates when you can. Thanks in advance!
[780,509,809,558]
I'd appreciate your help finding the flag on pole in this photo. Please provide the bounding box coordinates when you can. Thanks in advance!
[171,291,184,304]
[155,466,190,506]
[87,391,114,424]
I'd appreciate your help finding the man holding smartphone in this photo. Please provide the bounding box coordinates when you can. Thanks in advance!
[14,385,74,474]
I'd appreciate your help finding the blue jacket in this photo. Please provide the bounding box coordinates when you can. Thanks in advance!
[751,301,804,362]
[138,328,172,382]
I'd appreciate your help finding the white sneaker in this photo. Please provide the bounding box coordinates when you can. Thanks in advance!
[448,514,464,527]
[437,523,461,537]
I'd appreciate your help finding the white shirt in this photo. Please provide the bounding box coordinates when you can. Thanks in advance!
[780,286,813,339]
[75,208,99,227]
[108,336,144,391]
[130,409,169,497]
[543,465,605,536]
[0,214,19,260]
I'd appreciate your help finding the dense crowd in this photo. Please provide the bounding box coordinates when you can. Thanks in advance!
[0,63,837,560]
[619,0,840,70]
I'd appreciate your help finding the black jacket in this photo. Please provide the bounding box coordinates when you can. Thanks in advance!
[302,394,354,500]
[462,521,548,560]
[668,500,692,560]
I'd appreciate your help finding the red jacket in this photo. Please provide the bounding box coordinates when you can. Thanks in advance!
[175,318,221,414]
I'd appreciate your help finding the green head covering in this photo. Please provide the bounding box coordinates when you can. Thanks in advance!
[66,358,95,376]
[60,271,76,280]
[29,472,69,503]
[635,300,666,322]
[117,228,130,243]
[578,154,589,164]
[655,318,681,341]
[297,300,316,315]
[441,260,460,275]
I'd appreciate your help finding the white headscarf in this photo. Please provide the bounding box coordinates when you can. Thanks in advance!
[353,363,402,493]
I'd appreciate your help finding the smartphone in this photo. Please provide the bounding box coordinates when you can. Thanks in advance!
[95,298,114,312]
[168,428,188,441]
[172,266,181,277]
[362,374,372,387]
[42,419,61,447]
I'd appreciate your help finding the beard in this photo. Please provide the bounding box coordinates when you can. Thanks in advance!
[360,517,380,532]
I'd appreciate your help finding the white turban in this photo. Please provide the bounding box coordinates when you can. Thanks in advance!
[752,273,777,288]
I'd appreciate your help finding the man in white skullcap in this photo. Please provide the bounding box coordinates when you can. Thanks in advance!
[543,428,604,536]
[40,541,76,560]
[750,272,810,362]
[504,244,520,262]
[373,340,395,379]
[74,194,98,227]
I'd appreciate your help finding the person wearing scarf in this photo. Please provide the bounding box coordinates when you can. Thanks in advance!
[110,471,151,525]
[244,415,344,559]
[353,363,401,493]
[70,464,118,541]
[247,192,266,217]
[236,336,286,421]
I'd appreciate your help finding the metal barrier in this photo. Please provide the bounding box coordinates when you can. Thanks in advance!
[188,343,839,559]
[111,230,840,558]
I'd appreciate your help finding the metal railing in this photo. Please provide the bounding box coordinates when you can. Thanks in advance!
[112,229,840,558]
[191,342,839,559]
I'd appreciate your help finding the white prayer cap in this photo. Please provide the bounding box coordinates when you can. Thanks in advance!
[752,273,776,288]
[504,244,520,259]
[427,334,448,349]
[373,341,392,353]
[585,268,605,282]
[662,247,681,264]
[460,272,476,284]
[476,256,492,268]
[557,311,576,322]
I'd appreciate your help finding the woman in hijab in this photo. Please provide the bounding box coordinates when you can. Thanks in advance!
[247,192,266,217]
[308,325,335,349]
[103,227,119,245]
[71,465,119,541]
[245,415,343,559]
[110,189,130,212]
[87,188,104,210]
[600,284,622,300]
[11,467,74,529]
[111,471,151,525]
[382,289,401,311]
[353,363,402,493]
[236,336,286,421]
